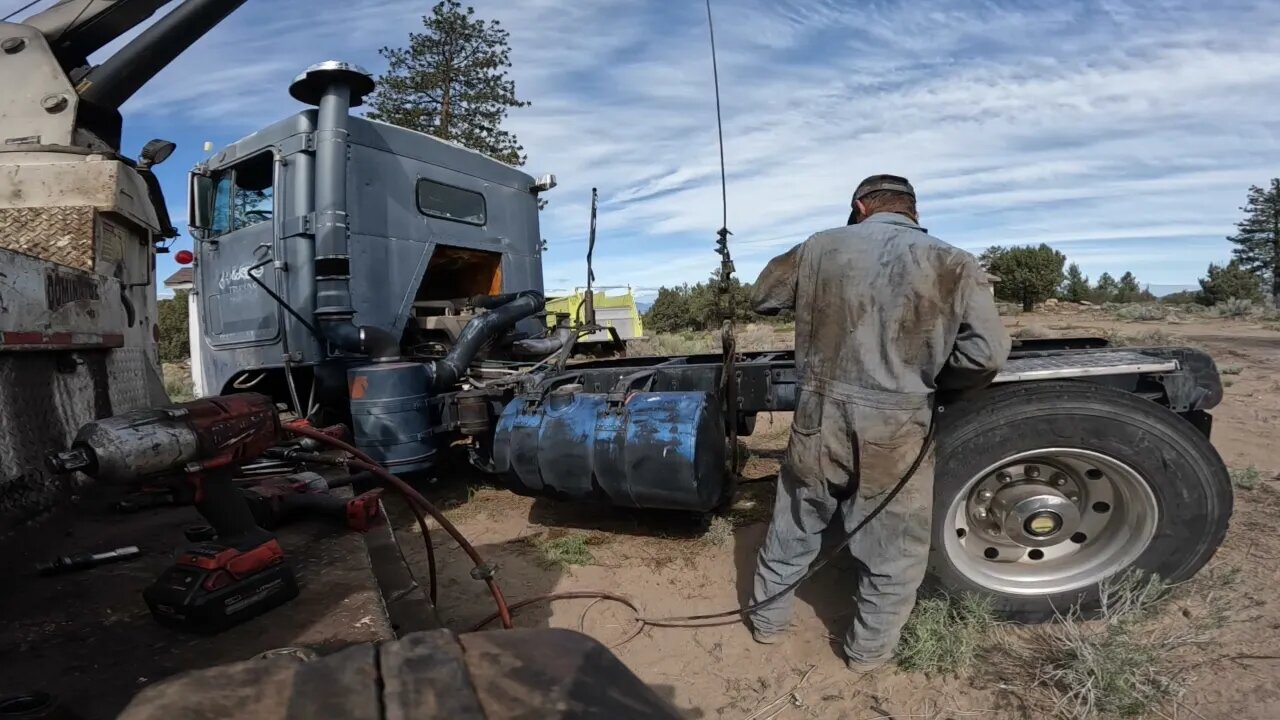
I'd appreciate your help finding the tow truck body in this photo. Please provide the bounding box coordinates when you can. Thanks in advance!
[0,0,250,528]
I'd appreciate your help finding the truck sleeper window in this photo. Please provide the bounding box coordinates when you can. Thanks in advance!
[417,179,486,226]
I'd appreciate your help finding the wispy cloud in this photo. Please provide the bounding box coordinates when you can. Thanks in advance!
[56,0,1280,298]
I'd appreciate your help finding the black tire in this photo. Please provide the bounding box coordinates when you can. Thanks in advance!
[928,380,1232,622]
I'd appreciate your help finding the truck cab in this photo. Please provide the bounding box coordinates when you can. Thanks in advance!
[186,96,551,405]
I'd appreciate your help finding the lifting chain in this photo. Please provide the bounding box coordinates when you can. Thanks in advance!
[716,226,739,481]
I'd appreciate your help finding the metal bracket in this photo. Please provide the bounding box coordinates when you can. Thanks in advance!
[606,370,655,406]
[281,213,314,238]
[1154,371,1199,413]
[276,132,315,157]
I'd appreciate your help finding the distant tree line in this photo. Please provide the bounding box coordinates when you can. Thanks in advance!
[978,245,1156,310]
[979,245,1266,310]
[980,177,1280,310]
[646,179,1280,333]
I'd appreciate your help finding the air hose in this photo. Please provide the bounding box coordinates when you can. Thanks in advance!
[472,407,938,631]
[289,408,937,638]
[284,424,512,629]
[637,408,937,626]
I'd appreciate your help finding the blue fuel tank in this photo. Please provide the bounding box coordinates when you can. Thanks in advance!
[347,362,435,472]
[492,388,728,511]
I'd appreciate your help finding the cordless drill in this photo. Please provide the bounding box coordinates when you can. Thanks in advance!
[48,393,299,633]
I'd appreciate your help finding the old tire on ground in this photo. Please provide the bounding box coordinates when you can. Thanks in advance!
[929,380,1232,622]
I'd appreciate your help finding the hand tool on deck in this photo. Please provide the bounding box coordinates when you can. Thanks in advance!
[47,393,299,633]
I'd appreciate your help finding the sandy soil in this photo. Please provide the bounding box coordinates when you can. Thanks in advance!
[402,310,1280,719]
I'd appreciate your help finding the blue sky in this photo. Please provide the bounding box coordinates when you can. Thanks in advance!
[35,0,1280,299]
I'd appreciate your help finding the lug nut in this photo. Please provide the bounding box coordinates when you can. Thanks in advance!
[985,527,1000,536]
[974,508,988,519]
[978,489,994,500]
[1026,465,1041,479]
[997,471,1013,484]
[1068,494,1080,502]
[1052,473,1068,486]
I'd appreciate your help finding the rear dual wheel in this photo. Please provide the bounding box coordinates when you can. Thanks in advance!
[929,381,1232,621]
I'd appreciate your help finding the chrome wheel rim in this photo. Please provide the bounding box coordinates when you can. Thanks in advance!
[944,448,1158,596]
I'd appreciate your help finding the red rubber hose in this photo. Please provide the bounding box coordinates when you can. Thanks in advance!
[284,425,511,629]
[406,499,438,607]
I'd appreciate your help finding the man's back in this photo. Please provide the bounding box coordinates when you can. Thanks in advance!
[752,212,1008,405]
[747,181,1010,669]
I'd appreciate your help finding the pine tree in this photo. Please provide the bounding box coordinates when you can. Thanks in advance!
[367,0,529,165]
[1093,272,1118,303]
[1227,180,1280,303]
[1061,263,1090,302]
[1198,260,1264,306]
[1115,271,1142,303]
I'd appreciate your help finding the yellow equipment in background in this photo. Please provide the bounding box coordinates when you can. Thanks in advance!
[545,287,645,340]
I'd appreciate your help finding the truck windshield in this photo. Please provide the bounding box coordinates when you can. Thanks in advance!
[208,152,274,237]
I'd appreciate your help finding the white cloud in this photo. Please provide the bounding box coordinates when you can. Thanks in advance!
[98,0,1280,291]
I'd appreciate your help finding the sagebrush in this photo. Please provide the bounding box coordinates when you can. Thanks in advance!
[896,593,998,675]
[1002,570,1233,720]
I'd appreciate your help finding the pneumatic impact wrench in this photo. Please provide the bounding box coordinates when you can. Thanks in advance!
[47,393,299,633]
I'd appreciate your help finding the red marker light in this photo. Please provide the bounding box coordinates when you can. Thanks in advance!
[175,249,194,265]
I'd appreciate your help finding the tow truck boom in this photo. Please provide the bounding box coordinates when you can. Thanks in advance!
[7,0,249,152]
[0,0,248,529]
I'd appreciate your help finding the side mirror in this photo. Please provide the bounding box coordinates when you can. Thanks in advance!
[188,173,214,231]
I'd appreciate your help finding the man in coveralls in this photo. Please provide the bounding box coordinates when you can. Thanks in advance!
[748,174,1011,671]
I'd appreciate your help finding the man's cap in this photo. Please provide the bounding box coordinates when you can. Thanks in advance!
[852,174,915,203]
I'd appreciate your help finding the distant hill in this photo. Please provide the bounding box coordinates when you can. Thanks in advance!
[636,301,652,313]
[1147,284,1198,298]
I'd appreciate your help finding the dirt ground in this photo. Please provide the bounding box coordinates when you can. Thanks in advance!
[403,309,1280,720]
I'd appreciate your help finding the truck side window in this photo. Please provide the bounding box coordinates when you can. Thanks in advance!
[210,173,233,236]
[207,153,275,237]
[417,179,485,226]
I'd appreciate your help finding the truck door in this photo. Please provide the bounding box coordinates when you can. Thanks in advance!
[197,152,280,348]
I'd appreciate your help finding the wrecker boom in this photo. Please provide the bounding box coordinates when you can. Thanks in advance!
[0,0,247,529]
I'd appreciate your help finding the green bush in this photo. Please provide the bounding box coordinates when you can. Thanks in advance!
[896,593,997,675]
[1198,260,1264,306]
[1230,466,1261,490]
[1208,298,1257,318]
[527,533,598,568]
[157,291,190,363]
[643,270,762,333]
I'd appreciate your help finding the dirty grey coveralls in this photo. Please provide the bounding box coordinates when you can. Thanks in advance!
[748,212,1010,664]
